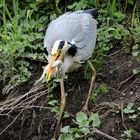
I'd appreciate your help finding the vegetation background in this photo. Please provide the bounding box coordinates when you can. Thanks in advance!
[0,0,140,140]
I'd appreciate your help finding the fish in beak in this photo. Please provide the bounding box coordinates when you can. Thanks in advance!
[46,52,63,81]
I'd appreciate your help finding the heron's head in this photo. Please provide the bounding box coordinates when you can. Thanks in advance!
[46,40,69,81]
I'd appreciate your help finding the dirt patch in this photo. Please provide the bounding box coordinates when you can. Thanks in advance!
[0,45,140,140]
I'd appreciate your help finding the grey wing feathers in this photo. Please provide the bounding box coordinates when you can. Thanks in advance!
[44,9,98,62]
[73,14,97,62]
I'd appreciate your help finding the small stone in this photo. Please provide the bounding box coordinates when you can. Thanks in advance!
[122,93,126,96]
[130,91,134,96]
[109,70,113,74]
[120,97,124,100]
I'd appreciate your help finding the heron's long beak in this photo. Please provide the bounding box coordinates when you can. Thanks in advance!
[46,53,63,81]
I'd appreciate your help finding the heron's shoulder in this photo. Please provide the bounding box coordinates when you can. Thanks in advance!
[50,10,97,25]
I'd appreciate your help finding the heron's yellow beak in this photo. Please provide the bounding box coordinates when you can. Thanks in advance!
[46,52,63,81]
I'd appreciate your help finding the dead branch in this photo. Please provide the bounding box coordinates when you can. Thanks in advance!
[117,74,134,90]
[120,103,128,130]
[94,128,119,140]
[0,81,49,117]
[0,110,23,135]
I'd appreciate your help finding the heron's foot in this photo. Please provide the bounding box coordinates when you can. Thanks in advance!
[53,119,62,139]
[81,105,90,115]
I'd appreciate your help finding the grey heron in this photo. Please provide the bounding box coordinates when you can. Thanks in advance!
[37,9,98,138]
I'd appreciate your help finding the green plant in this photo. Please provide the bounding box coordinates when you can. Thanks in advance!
[123,103,140,121]
[131,29,140,61]
[90,84,109,102]
[0,0,44,86]
[121,129,136,140]
[59,112,101,139]
[123,103,135,114]
[67,0,89,11]
[48,98,60,114]
[0,0,62,87]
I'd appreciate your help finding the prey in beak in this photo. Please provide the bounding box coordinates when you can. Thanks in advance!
[46,53,63,81]
[36,40,68,83]
[46,40,67,81]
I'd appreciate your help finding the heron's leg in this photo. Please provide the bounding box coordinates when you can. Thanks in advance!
[54,77,66,139]
[82,60,96,112]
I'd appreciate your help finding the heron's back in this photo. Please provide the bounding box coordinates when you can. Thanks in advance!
[44,9,98,62]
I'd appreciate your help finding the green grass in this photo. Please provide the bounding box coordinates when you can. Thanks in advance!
[0,0,58,85]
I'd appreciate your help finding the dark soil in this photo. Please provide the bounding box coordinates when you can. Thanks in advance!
[0,45,140,140]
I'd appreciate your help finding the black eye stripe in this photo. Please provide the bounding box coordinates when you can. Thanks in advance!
[44,48,48,56]
[58,41,65,50]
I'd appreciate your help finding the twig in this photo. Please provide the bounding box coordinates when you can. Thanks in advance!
[73,120,119,140]
[91,102,118,112]
[12,89,47,108]
[10,83,43,105]
[94,128,119,140]
[120,103,127,130]
[0,83,43,112]
[101,109,113,119]
[0,105,51,113]
[0,110,23,135]
[108,47,125,57]
[0,83,46,116]
[23,90,48,106]
[117,74,134,90]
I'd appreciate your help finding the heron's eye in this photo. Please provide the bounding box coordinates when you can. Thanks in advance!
[44,48,48,56]
[68,46,77,56]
